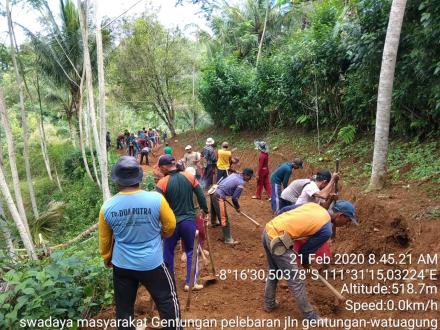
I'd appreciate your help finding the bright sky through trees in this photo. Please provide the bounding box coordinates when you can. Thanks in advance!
[0,0,209,44]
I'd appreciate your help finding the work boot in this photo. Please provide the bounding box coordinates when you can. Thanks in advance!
[263,302,280,313]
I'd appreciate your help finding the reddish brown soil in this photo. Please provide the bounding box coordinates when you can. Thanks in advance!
[91,134,440,329]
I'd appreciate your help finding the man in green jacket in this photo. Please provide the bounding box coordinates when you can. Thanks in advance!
[156,155,209,291]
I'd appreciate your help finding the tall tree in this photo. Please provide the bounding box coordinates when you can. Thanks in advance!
[6,0,39,218]
[77,0,109,197]
[112,16,194,136]
[77,68,95,183]
[35,75,53,181]
[0,200,17,263]
[95,0,111,200]
[0,164,37,260]
[0,87,30,237]
[369,0,407,190]
[0,90,37,260]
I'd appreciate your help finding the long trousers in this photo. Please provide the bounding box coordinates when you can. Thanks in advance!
[164,219,199,285]
[113,264,181,330]
[140,152,149,165]
[270,183,282,214]
[210,193,232,241]
[201,164,215,189]
[256,172,272,199]
[216,169,228,183]
[262,232,317,320]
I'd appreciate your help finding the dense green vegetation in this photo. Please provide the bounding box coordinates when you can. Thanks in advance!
[199,0,440,137]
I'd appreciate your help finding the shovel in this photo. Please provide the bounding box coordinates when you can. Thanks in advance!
[200,219,218,286]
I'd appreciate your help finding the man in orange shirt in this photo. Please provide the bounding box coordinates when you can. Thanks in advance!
[263,201,357,320]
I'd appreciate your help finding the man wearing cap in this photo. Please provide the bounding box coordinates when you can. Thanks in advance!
[278,170,338,214]
[262,201,357,320]
[252,141,272,200]
[210,168,254,244]
[156,155,209,291]
[201,137,217,189]
[270,159,303,214]
[295,170,338,208]
[99,156,180,330]
[216,141,232,183]
[183,145,201,178]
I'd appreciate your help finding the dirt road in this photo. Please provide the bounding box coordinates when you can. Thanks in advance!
[95,136,439,330]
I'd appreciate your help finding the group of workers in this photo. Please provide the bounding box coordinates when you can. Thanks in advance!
[115,128,168,163]
[99,136,358,330]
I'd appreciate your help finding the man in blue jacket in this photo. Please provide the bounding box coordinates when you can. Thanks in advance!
[270,158,303,214]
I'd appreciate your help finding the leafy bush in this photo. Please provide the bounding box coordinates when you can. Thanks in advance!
[143,172,156,191]
[338,125,357,144]
[199,0,440,137]
[50,176,102,243]
[0,241,112,328]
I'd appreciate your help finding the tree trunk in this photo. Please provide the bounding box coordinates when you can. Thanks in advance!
[36,76,53,181]
[0,202,17,263]
[6,0,39,219]
[78,0,105,194]
[369,0,407,190]
[0,164,37,260]
[84,101,101,188]
[53,164,63,192]
[0,89,30,237]
[67,112,77,147]
[78,68,95,183]
[256,0,269,67]
[95,2,111,201]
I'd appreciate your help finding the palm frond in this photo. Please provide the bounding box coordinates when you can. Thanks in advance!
[30,201,66,243]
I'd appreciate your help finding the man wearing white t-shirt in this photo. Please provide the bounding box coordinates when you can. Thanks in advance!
[280,178,311,208]
[295,170,338,208]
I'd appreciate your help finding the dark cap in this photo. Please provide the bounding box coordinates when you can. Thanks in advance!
[316,169,331,182]
[242,168,254,177]
[333,200,358,225]
[158,155,176,166]
[111,156,143,186]
[293,158,303,168]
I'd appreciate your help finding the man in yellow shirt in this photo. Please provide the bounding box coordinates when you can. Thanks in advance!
[216,141,232,182]
[263,201,357,320]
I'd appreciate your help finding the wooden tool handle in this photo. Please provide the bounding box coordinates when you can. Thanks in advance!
[204,221,217,276]
[316,271,346,301]
[239,211,262,227]
[185,230,199,311]
[335,159,340,193]
[224,199,261,227]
